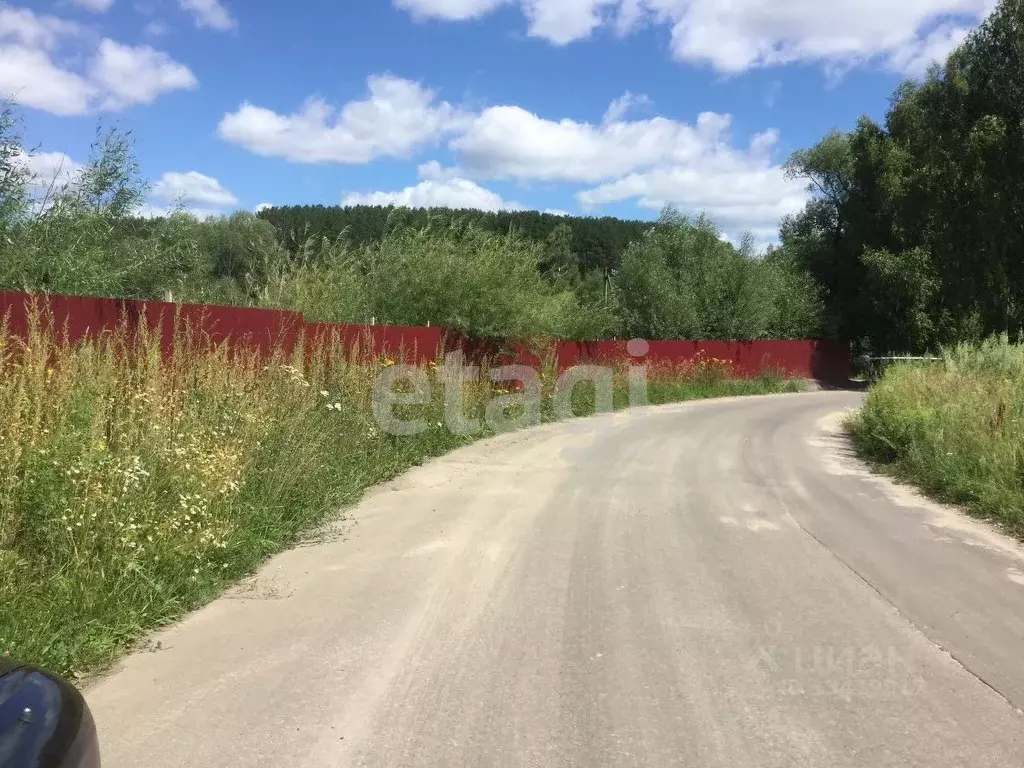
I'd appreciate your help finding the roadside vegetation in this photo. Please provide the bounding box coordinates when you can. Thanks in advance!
[10,0,1023,679]
[849,337,1024,539]
[783,0,1024,531]
[0,316,799,678]
[0,82,818,680]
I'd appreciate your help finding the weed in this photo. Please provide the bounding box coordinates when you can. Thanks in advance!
[849,335,1024,538]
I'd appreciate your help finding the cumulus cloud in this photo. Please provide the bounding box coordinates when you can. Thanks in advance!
[453,104,741,183]
[653,0,990,74]
[71,0,116,12]
[447,93,806,235]
[343,177,522,211]
[218,75,468,163]
[139,170,238,219]
[417,160,463,181]
[152,171,239,207]
[90,40,198,110]
[0,7,83,48]
[6,149,84,213]
[221,78,806,238]
[569,119,807,236]
[887,22,973,76]
[0,45,95,116]
[0,7,197,116]
[521,0,619,43]
[215,73,798,237]
[179,0,236,31]
[393,0,991,75]
[577,164,807,239]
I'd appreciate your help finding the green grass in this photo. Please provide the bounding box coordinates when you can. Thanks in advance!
[0,319,801,679]
[848,335,1024,539]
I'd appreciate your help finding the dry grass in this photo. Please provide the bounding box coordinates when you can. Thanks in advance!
[0,312,800,677]
[849,335,1024,538]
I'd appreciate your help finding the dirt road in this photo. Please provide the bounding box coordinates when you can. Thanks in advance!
[86,392,1024,767]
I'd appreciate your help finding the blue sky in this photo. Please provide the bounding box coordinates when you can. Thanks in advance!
[1,0,995,241]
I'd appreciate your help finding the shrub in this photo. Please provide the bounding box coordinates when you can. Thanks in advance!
[617,210,824,340]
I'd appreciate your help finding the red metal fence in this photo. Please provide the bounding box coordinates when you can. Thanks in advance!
[0,292,851,381]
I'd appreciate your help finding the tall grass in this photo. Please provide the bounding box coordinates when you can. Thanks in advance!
[0,315,800,677]
[849,334,1024,537]
[0,315,468,676]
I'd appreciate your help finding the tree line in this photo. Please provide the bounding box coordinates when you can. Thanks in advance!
[0,111,826,341]
[776,0,1024,354]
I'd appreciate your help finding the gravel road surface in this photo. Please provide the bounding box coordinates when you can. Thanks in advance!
[86,392,1024,767]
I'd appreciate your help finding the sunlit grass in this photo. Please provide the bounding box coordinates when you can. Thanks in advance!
[0,312,801,677]
[849,334,1024,538]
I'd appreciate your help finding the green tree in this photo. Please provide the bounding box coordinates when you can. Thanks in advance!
[777,0,1024,353]
[0,103,30,232]
[619,209,823,340]
[69,126,148,218]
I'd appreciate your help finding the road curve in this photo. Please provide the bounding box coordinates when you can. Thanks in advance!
[86,392,1024,767]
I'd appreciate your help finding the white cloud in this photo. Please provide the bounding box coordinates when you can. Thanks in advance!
[522,0,619,43]
[0,44,95,116]
[395,0,508,20]
[0,7,82,50]
[651,0,990,74]
[11,149,89,214]
[71,0,116,12]
[144,171,239,220]
[578,165,806,238]
[255,202,273,212]
[398,0,615,41]
[179,0,236,31]
[0,8,197,116]
[218,75,468,163]
[417,160,463,181]
[452,103,741,183]
[393,0,991,75]
[887,22,972,76]
[575,126,807,236]
[90,40,198,110]
[152,171,239,207]
[343,177,522,211]
[448,93,806,235]
[603,91,652,124]
[545,208,571,216]
[222,78,807,237]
